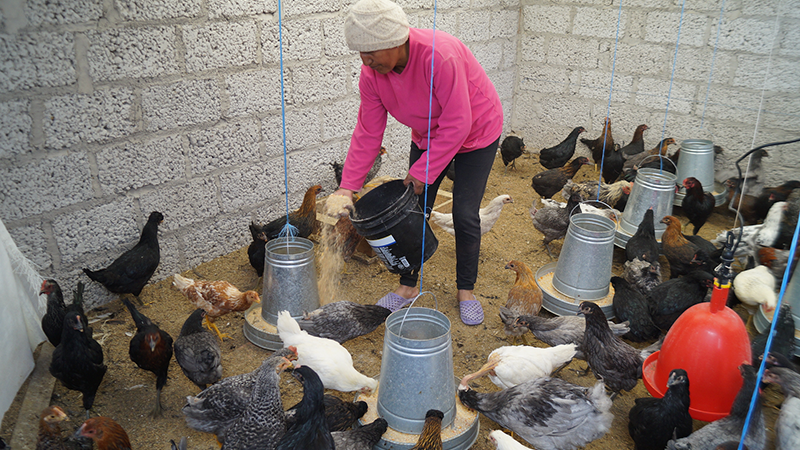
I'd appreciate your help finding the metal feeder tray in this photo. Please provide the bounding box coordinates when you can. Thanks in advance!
[535,261,615,319]
[753,304,800,358]
[243,304,283,351]
[673,181,728,207]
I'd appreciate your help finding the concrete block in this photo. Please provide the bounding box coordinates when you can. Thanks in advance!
[188,119,261,175]
[262,18,322,64]
[522,5,570,34]
[25,0,103,26]
[52,199,139,267]
[396,0,431,11]
[489,70,515,101]
[644,11,708,47]
[8,224,52,271]
[0,100,31,158]
[219,159,285,212]
[518,65,574,95]
[184,21,258,73]
[574,7,628,40]
[733,56,800,93]
[635,78,696,115]
[150,232,181,289]
[44,87,136,149]
[0,32,75,93]
[322,17,349,58]
[661,113,715,145]
[410,11,458,38]
[437,0,470,8]
[517,93,592,143]
[0,152,94,221]
[322,99,359,141]
[579,70,633,103]
[96,135,186,194]
[467,41,503,71]
[262,108,322,154]
[287,146,340,190]
[349,57,362,94]
[458,11,493,42]
[672,47,736,83]
[287,60,349,106]
[226,70,282,116]
[114,0,202,21]
[548,36,600,69]
[611,43,671,76]
[762,95,800,132]
[701,87,763,125]
[208,0,277,19]
[617,0,664,8]
[779,21,800,57]
[712,17,779,54]
[502,38,517,69]
[519,35,547,63]
[473,0,519,7]
[142,79,221,131]
[743,0,800,18]
[182,215,251,271]
[87,27,180,82]
[284,0,344,16]
[139,178,220,232]
[491,10,520,39]
[674,0,728,11]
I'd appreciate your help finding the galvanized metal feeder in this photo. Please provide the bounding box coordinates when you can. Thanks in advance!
[754,268,800,357]
[673,139,727,207]
[615,161,677,248]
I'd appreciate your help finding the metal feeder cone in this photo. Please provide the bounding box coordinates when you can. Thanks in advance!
[642,241,751,421]
[552,211,616,301]
[675,139,715,197]
[618,157,677,243]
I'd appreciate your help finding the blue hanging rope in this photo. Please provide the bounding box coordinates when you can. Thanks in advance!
[700,0,726,128]
[658,0,686,174]
[277,0,298,239]
[595,0,622,201]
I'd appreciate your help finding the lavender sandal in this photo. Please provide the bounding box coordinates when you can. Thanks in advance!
[459,299,484,326]
[376,292,413,313]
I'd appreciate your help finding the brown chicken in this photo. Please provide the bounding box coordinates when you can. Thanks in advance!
[623,138,676,173]
[660,215,704,279]
[74,417,131,450]
[531,157,590,199]
[561,179,632,208]
[172,274,260,340]
[754,180,800,223]
[581,117,615,169]
[620,124,649,157]
[502,260,542,345]
[37,405,90,450]
[410,409,444,450]
[257,184,322,240]
[723,178,761,225]
[681,177,715,235]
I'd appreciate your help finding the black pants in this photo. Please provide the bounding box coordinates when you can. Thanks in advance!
[399,136,500,291]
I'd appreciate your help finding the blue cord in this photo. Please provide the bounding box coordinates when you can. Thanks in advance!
[419,0,438,295]
[595,0,622,201]
[659,0,686,173]
[277,0,298,239]
[701,0,726,128]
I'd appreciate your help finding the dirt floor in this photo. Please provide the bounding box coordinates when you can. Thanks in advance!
[1,152,786,449]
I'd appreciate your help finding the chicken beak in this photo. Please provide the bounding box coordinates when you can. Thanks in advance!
[72,424,86,439]
[149,339,157,352]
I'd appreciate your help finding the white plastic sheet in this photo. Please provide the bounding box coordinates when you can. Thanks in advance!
[0,219,45,424]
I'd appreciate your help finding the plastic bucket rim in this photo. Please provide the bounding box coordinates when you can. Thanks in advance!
[351,181,415,226]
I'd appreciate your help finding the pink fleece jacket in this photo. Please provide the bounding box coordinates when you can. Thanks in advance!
[340,28,503,191]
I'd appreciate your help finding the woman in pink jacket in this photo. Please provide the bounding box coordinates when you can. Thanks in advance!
[331,0,503,325]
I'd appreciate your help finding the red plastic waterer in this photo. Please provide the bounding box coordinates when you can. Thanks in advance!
[642,277,751,422]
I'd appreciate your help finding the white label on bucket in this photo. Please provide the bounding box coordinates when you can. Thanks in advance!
[367,235,396,247]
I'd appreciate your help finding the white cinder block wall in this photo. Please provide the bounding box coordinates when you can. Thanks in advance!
[0,0,798,308]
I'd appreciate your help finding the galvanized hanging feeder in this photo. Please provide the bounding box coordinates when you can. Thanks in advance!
[673,139,727,207]
[615,157,677,248]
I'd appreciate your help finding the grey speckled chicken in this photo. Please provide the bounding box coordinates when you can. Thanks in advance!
[297,301,391,344]
[667,365,765,450]
[623,258,662,297]
[174,309,222,390]
[331,417,388,450]
[182,347,297,438]
[458,377,612,450]
[763,366,800,450]
[221,354,294,450]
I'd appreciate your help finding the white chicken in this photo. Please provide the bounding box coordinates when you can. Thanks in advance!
[733,265,777,315]
[489,430,533,449]
[458,344,577,390]
[714,201,786,258]
[429,194,513,236]
[276,310,377,393]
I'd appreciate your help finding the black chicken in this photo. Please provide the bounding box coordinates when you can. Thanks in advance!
[620,124,649,157]
[49,312,106,418]
[753,180,800,222]
[628,368,692,450]
[681,177,715,235]
[500,135,525,171]
[276,365,334,450]
[248,223,268,277]
[581,117,615,168]
[333,146,386,186]
[751,303,795,366]
[174,309,222,390]
[647,269,714,332]
[600,145,624,183]
[579,301,643,396]
[539,127,585,170]
[410,409,443,450]
[611,277,660,342]
[623,258,663,297]
[286,395,368,432]
[531,157,590,199]
[332,417,388,450]
[121,298,174,417]
[625,209,660,264]
[40,280,89,347]
[83,211,163,302]
[297,301,391,344]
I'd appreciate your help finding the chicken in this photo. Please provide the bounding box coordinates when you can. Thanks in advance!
[628,368,692,450]
[172,273,261,340]
[37,405,92,450]
[501,135,526,171]
[510,311,629,360]
[502,260,542,344]
[578,203,622,223]
[429,194,513,236]
[626,209,660,264]
[297,301,390,344]
[458,344,577,390]
[758,246,796,287]
[623,258,663,296]
[623,138,675,174]
[539,127,585,170]
[259,184,322,239]
[409,409,443,450]
[530,193,582,258]
[73,417,131,450]
[170,438,187,450]
[247,223,268,277]
[40,280,89,348]
[620,124,649,157]
[531,157,590,199]
[579,301,644,395]
[753,180,800,223]
[288,396,369,432]
[751,304,795,365]
[647,269,714,332]
[277,310,377,393]
[775,189,800,249]
[581,117,615,168]
[723,177,761,225]
[601,144,624,183]
[681,177,715,235]
[488,430,533,449]
[333,147,386,186]
[331,417,388,450]
[561,179,632,208]
[174,308,222,390]
[611,277,660,342]
[753,201,787,248]
[221,354,294,450]
[121,298,173,417]
[660,215,706,278]
[276,366,335,450]
[182,347,297,438]
[458,377,612,450]
[327,215,364,262]
[83,211,163,302]
[733,265,777,315]
[762,366,800,450]
[49,312,106,418]
[667,365,765,450]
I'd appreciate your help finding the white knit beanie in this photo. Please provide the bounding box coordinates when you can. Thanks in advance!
[344,0,410,52]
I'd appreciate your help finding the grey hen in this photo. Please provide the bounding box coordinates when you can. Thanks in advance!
[530,193,582,259]
[331,417,388,450]
[174,309,222,390]
[623,258,662,297]
[221,354,294,449]
[763,366,800,450]
[458,377,612,450]
[297,301,391,344]
[667,365,765,450]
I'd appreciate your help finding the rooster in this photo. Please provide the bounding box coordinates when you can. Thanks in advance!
[172,273,261,340]
[531,157,590,199]
[681,177,715,235]
[581,117,615,171]
[501,260,542,344]
[660,215,705,278]
[429,194,513,236]
[500,135,526,171]
[257,184,322,240]
[276,366,335,450]
[40,280,90,348]
[539,127,585,170]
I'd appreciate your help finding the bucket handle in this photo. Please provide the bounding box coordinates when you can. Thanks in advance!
[639,154,677,172]
[397,291,438,335]
[570,200,619,224]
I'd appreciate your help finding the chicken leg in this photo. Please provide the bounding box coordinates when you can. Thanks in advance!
[203,316,230,341]
[150,387,165,418]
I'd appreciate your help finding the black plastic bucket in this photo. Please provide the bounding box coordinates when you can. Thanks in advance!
[351,180,438,274]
